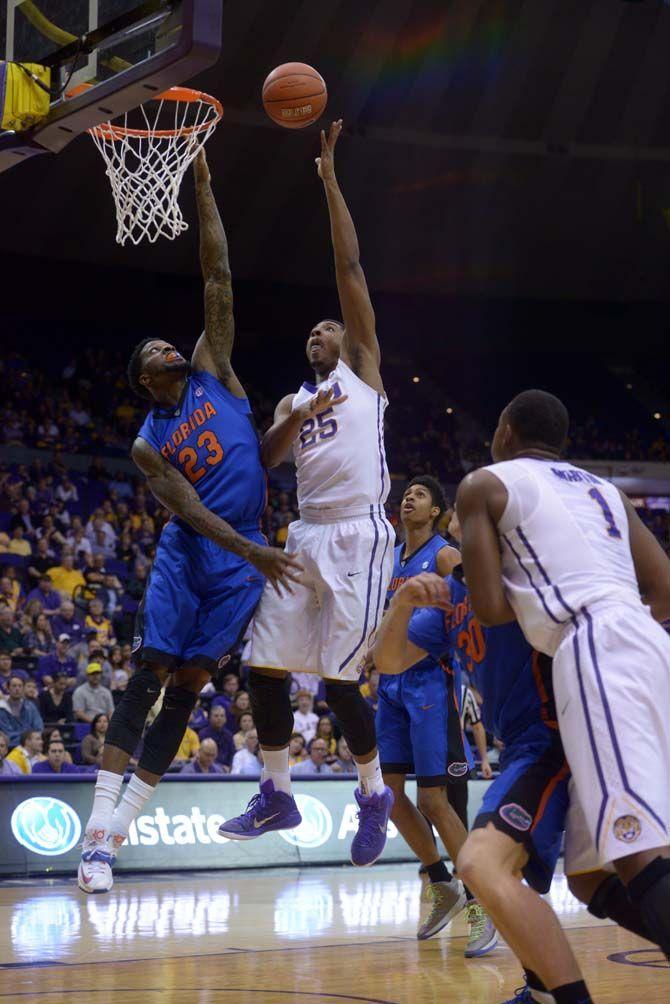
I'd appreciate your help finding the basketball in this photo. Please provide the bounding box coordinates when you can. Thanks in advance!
[262,62,327,129]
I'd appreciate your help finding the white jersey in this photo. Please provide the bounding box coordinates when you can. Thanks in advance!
[291,359,389,513]
[485,458,641,656]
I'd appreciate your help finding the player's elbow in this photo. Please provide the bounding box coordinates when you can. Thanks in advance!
[260,438,282,470]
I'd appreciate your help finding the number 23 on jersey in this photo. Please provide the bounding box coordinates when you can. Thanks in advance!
[178,430,224,483]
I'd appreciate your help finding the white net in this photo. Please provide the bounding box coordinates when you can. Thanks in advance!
[88,89,222,246]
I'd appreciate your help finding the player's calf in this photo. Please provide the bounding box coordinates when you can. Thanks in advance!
[568,871,651,944]
[624,853,670,958]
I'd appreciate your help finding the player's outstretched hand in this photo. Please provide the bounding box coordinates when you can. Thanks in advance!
[298,386,348,422]
[394,572,452,611]
[315,119,343,182]
[249,544,304,596]
[193,148,210,184]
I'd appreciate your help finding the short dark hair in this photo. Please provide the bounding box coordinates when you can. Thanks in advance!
[505,389,569,453]
[127,337,156,399]
[21,729,40,745]
[405,475,448,528]
[48,738,65,751]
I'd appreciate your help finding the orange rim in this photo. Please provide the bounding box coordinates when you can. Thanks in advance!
[66,84,223,140]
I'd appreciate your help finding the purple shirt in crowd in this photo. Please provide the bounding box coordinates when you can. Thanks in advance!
[198,726,235,767]
[31,760,86,774]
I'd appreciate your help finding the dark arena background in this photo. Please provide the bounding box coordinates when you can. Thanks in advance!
[1,2,669,1002]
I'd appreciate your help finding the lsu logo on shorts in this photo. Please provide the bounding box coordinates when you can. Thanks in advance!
[613,815,641,844]
[499,803,533,832]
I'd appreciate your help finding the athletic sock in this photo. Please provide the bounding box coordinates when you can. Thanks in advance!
[109,774,156,838]
[261,747,292,795]
[426,859,452,884]
[356,753,386,796]
[551,981,592,1004]
[85,769,124,836]
[525,969,555,1004]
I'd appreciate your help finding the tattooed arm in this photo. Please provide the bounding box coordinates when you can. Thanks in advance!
[190,150,246,398]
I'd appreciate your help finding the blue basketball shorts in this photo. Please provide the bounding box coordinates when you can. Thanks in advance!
[473,727,570,893]
[377,663,469,787]
[133,519,265,673]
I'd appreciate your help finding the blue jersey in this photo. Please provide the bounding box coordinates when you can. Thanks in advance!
[408,572,555,746]
[386,535,448,675]
[137,370,266,530]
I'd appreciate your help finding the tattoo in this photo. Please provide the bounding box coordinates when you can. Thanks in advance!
[195,175,235,365]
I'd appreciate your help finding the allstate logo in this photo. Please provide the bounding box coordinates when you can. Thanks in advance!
[11,797,82,856]
[278,794,332,849]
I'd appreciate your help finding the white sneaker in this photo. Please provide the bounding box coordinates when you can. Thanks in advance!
[77,830,118,894]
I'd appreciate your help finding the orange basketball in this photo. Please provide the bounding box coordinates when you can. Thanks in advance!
[262,62,327,129]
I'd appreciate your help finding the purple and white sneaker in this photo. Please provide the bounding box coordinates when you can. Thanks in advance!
[350,785,395,867]
[218,779,302,840]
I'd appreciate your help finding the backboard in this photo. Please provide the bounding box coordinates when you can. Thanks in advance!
[0,1,222,172]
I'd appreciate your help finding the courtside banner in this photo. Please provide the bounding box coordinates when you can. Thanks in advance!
[0,776,490,876]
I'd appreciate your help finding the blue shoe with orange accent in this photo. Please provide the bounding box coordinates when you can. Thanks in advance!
[350,785,395,867]
[218,779,302,840]
[501,982,534,1003]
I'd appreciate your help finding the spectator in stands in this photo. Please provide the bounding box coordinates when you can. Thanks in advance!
[36,633,78,688]
[81,713,108,766]
[229,689,251,726]
[75,642,112,687]
[291,737,334,776]
[26,537,57,585]
[55,476,78,505]
[72,662,114,722]
[99,571,123,622]
[0,729,20,775]
[0,574,19,611]
[87,456,109,481]
[288,732,306,767]
[8,524,31,556]
[180,738,225,775]
[24,678,40,706]
[52,598,85,645]
[84,597,115,647]
[68,525,92,562]
[42,727,73,763]
[231,729,262,777]
[70,400,91,428]
[315,715,337,759]
[199,705,235,770]
[32,737,82,774]
[36,513,67,550]
[26,575,61,619]
[293,690,319,744]
[25,612,55,657]
[171,713,201,770]
[0,608,26,656]
[332,736,356,774]
[108,646,130,695]
[210,672,240,716]
[6,728,44,773]
[0,676,44,746]
[188,697,208,732]
[0,652,26,693]
[125,559,149,602]
[10,498,35,539]
[360,669,380,712]
[40,670,74,724]
[233,712,255,751]
[47,551,86,600]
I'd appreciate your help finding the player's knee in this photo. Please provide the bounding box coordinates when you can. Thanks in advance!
[567,872,595,906]
[416,785,446,821]
[248,670,293,747]
[324,682,375,758]
[105,665,165,756]
[457,829,506,891]
[173,665,212,693]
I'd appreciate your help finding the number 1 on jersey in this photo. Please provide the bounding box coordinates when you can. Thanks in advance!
[588,487,622,540]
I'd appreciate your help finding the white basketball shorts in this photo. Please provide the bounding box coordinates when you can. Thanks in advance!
[554,602,670,871]
[249,504,394,682]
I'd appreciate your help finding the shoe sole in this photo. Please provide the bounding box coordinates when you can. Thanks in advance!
[417,892,467,941]
[218,813,302,840]
[464,934,498,958]
[77,878,112,894]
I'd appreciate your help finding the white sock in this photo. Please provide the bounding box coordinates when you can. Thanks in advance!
[356,753,385,796]
[86,770,124,837]
[261,747,292,795]
[109,774,156,838]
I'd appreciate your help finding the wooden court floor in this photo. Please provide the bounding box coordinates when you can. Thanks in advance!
[0,863,666,1003]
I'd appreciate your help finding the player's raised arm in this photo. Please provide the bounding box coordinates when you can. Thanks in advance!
[373,573,451,676]
[456,471,516,627]
[190,150,245,398]
[316,120,383,395]
[131,437,303,595]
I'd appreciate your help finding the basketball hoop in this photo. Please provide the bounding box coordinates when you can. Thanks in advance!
[70,86,223,245]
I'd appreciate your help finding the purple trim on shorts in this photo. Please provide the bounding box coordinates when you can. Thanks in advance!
[502,533,563,624]
[572,624,609,850]
[338,506,380,674]
[515,527,576,619]
[376,394,386,502]
[583,606,667,836]
[371,507,391,639]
